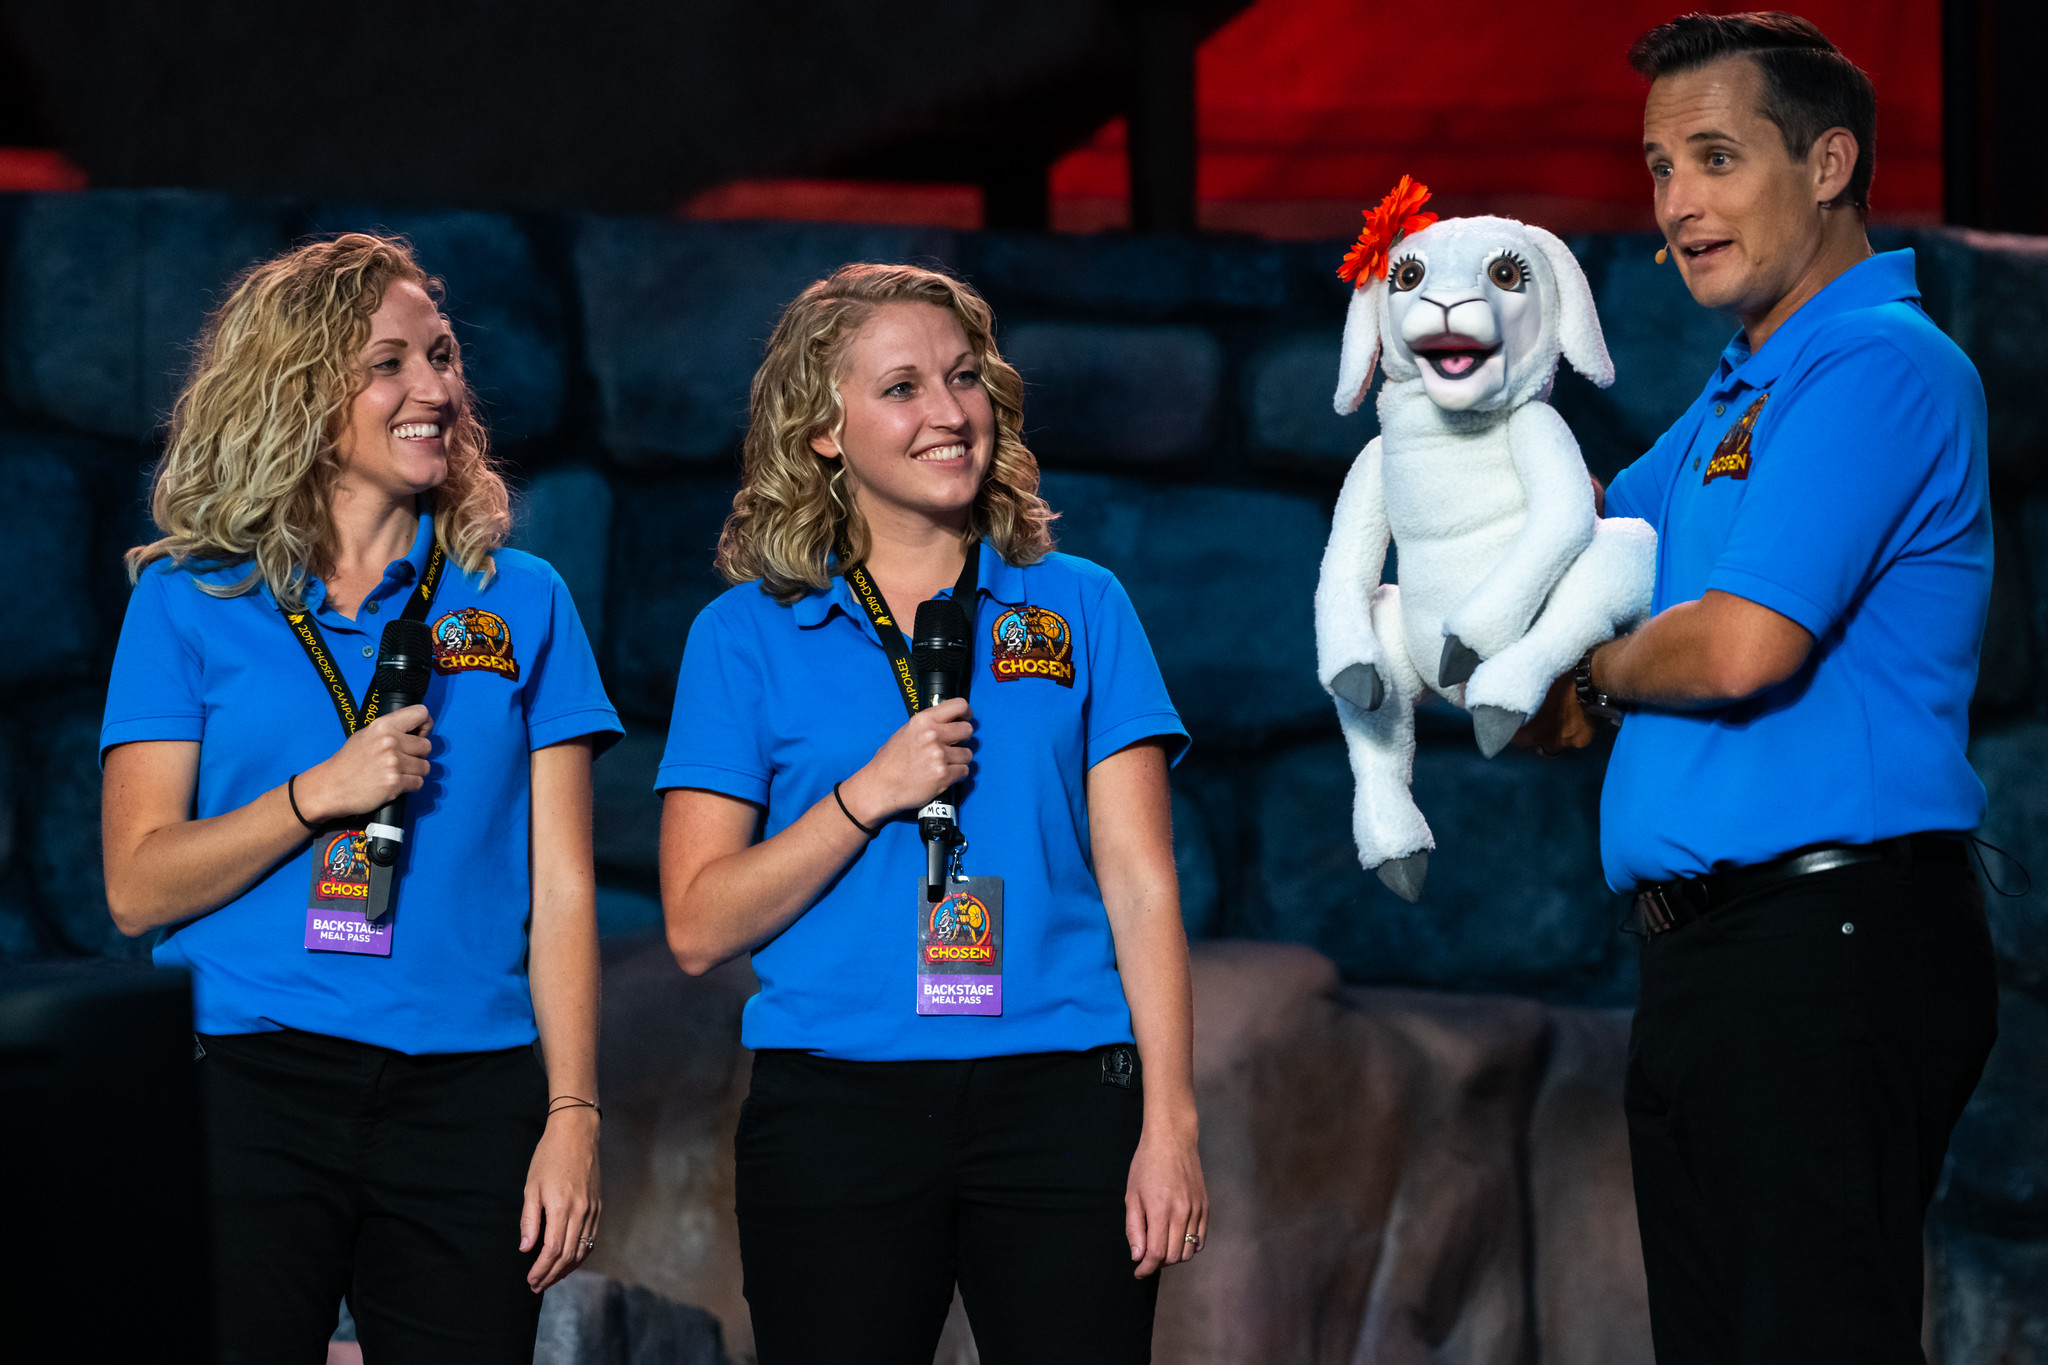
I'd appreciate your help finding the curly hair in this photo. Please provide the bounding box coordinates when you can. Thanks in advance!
[128,232,509,608]
[715,262,1056,603]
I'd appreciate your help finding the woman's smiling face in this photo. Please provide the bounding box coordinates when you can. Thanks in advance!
[335,280,460,501]
[811,301,995,533]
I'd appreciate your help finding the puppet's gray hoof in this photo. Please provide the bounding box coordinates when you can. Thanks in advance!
[1332,662,1385,712]
[1439,636,1482,688]
[1376,851,1429,903]
[1471,706,1528,759]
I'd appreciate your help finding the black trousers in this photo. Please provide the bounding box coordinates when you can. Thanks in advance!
[196,1028,548,1365]
[736,1047,1158,1365]
[1625,858,1998,1364]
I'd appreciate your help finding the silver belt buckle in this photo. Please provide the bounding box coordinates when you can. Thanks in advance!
[1637,885,1679,935]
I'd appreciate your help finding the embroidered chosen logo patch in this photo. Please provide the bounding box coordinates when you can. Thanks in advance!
[431,608,520,680]
[317,830,369,900]
[1704,392,1769,484]
[990,606,1075,687]
[924,891,994,965]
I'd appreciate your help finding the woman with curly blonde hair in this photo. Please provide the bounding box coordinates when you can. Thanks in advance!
[100,233,621,1363]
[658,262,1207,1363]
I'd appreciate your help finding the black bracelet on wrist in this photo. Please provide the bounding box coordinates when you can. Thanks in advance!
[833,781,880,838]
[547,1096,602,1121]
[1574,649,1627,726]
[286,773,320,832]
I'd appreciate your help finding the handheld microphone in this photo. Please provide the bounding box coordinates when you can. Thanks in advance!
[363,617,434,921]
[912,599,969,709]
[910,599,970,901]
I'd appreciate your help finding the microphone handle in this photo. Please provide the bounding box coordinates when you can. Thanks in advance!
[917,667,965,901]
[366,792,407,866]
[365,688,425,867]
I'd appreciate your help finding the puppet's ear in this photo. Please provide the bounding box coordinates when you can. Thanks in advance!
[1334,280,1386,414]
[1524,225,1614,389]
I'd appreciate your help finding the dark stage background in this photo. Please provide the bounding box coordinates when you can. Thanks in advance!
[0,1,2043,1360]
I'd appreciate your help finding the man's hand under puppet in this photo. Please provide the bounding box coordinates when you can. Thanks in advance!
[1513,672,1597,755]
[1518,590,1816,753]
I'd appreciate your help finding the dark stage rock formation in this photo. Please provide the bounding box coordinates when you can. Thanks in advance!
[590,934,1650,1364]
[0,190,2043,1357]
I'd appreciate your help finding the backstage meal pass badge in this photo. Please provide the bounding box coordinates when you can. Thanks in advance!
[916,878,1004,1016]
[304,828,393,956]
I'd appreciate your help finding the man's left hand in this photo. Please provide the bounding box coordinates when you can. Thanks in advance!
[1512,672,1595,756]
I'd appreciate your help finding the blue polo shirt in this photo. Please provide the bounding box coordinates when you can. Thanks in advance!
[100,512,622,1053]
[1601,250,1991,890]
[657,541,1188,1061]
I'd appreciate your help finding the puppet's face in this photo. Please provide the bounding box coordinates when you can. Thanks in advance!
[1383,221,1552,413]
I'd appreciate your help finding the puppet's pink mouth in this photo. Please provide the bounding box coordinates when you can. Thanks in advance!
[1410,333,1498,380]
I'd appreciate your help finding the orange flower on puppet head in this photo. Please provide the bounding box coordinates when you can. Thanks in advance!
[1337,175,1438,288]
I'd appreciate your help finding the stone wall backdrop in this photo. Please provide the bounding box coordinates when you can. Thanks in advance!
[0,190,2044,1361]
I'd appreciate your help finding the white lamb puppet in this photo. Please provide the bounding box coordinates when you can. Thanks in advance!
[1315,202,1656,903]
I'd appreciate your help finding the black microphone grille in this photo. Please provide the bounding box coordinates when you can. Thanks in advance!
[373,618,436,695]
[912,599,969,646]
[911,599,969,670]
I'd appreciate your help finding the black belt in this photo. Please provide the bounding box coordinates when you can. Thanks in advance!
[1633,833,1970,936]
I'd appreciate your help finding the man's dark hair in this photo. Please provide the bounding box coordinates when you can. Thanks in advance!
[1629,11,1877,216]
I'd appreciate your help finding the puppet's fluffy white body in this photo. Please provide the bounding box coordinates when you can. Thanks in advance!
[1314,215,1656,900]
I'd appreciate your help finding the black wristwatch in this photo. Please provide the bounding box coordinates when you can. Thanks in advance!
[1574,648,1626,725]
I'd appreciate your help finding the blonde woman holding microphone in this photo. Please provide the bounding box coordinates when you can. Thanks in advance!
[659,262,1206,1363]
[101,234,620,1363]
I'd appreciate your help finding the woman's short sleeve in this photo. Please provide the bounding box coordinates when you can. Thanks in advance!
[100,567,206,764]
[1082,572,1189,769]
[656,601,773,803]
[522,566,625,755]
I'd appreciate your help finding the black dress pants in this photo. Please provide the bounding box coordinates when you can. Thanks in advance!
[196,1028,548,1364]
[736,1047,1158,1365]
[1625,858,1998,1364]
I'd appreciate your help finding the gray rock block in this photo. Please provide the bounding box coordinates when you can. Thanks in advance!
[593,730,664,877]
[528,1271,732,1365]
[2025,495,2048,663]
[1530,1006,1654,1365]
[1039,471,1328,739]
[1967,723,2048,994]
[576,218,953,462]
[596,885,665,940]
[1907,228,2048,488]
[529,1271,604,1363]
[1928,1225,2048,1365]
[619,1281,730,1365]
[1244,327,1377,465]
[0,723,16,886]
[1004,321,1221,463]
[1249,738,1629,1001]
[1942,987,2048,1237]
[962,231,1289,316]
[2,191,292,439]
[1976,502,2038,718]
[0,438,96,684]
[512,465,614,651]
[309,205,569,443]
[23,691,144,960]
[603,474,740,720]
[1583,233,1737,452]
[1171,783,1219,939]
[0,869,42,963]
